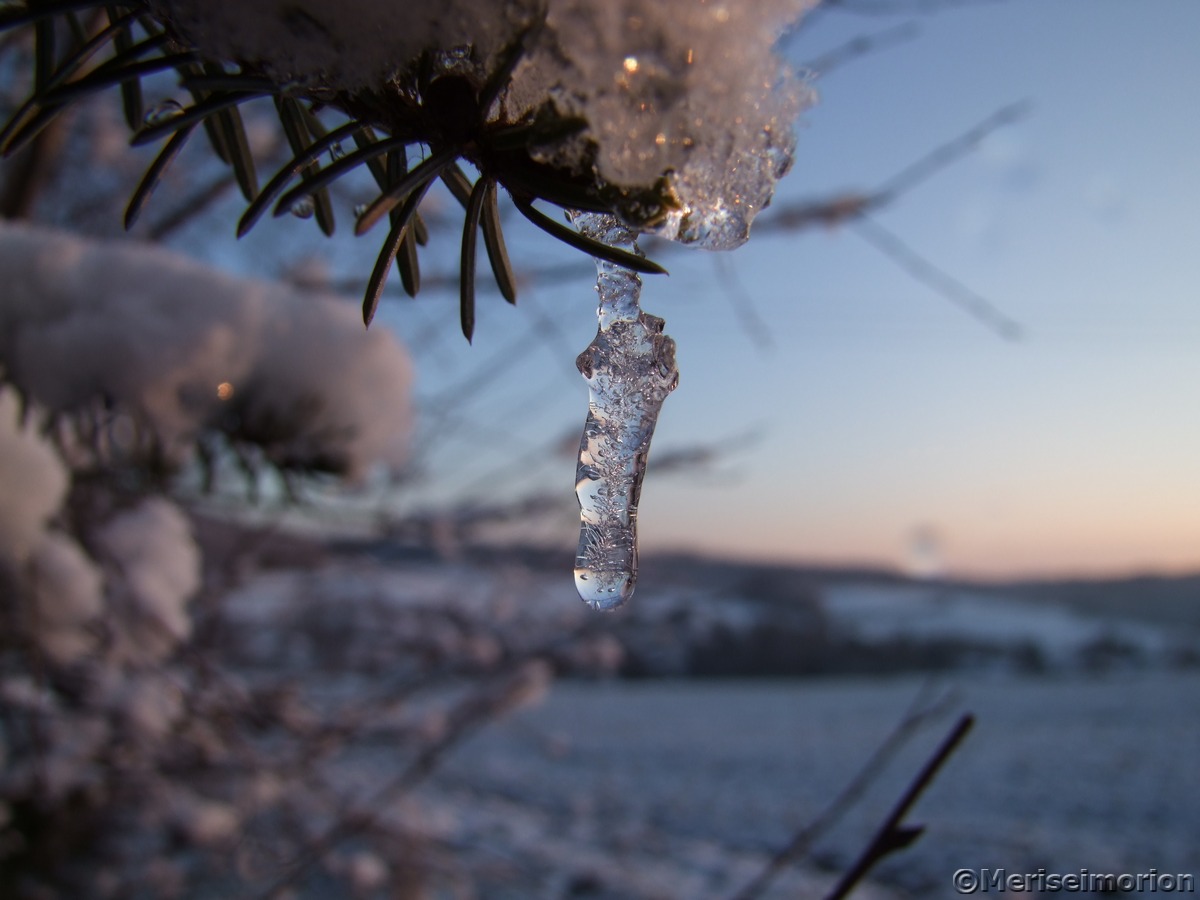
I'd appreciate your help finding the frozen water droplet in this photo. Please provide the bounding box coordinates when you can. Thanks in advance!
[290,196,315,219]
[570,212,678,611]
[428,45,475,80]
[649,114,800,250]
[143,100,183,126]
[353,203,369,219]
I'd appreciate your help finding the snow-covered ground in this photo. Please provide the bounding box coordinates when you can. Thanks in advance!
[429,670,1200,899]
[215,552,1200,897]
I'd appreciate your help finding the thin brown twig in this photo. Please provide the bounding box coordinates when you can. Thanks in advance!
[851,214,1022,340]
[0,111,72,219]
[755,102,1031,339]
[822,0,1008,16]
[873,100,1030,203]
[712,253,775,352]
[756,101,1031,234]
[146,170,237,240]
[823,712,975,900]
[728,683,959,900]
[798,21,919,76]
[252,659,550,900]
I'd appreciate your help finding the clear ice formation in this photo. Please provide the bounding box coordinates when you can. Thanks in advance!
[571,212,679,610]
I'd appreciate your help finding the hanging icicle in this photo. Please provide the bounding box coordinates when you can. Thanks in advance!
[570,212,679,610]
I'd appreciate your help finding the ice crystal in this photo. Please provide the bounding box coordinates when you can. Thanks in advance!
[571,212,678,610]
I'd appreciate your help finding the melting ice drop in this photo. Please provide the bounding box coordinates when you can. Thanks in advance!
[570,212,678,610]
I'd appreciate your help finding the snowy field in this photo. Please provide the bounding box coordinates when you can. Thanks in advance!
[209,553,1200,897]
[423,670,1200,899]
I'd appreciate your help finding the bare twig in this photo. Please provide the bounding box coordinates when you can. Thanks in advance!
[851,214,1022,340]
[799,22,919,76]
[824,712,975,900]
[713,253,775,351]
[873,100,1030,204]
[756,102,1031,339]
[146,171,237,240]
[254,659,551,900]
[822,0,1008,16]
[0,112,71,219]
[729,684,958,900]
[758,101,1031,233]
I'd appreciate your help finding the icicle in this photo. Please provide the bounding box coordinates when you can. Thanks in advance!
[570,212,678,610]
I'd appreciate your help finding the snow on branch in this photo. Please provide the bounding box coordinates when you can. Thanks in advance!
[0,220,415,482]
[154,0,818,247]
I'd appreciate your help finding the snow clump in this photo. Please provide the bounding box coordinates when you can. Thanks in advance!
[152,0,818,248]
[0,388,68,565]
[0,220,415,480]
[94,497,201,665]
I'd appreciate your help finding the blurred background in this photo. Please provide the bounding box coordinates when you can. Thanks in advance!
[2,1,1199,898]
[127,0,1200,580]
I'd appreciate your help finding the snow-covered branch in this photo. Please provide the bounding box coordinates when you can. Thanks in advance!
[0,220,414,482]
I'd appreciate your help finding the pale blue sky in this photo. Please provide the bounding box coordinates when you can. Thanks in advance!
[203,0,1200,578]
[639,0,1200,576]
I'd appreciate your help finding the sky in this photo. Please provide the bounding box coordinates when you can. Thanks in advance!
[189,0,1200,579]
[631,0,1200,577]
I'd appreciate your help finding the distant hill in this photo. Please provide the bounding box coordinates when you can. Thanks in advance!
[1008,574,1200,628]
[293,532,1200,678]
